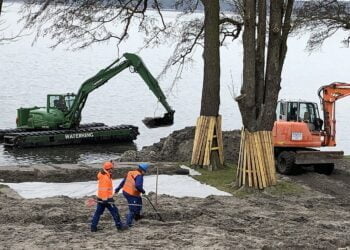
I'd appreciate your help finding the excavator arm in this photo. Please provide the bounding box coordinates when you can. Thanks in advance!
[318,82,350,146]
[62,53,175,129]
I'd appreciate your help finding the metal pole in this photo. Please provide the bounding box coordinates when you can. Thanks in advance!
[155,166,159,207]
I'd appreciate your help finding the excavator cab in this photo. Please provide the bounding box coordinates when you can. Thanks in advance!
[276,100,323,131]
[47,94,76,113]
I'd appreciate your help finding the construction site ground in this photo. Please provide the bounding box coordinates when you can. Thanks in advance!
[0,158,350,249]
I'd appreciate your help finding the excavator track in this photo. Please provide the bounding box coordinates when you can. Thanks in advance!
[3,124,138,148]
[0,123,105,142]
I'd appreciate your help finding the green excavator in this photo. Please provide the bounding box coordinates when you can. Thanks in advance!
[0,53,175,148]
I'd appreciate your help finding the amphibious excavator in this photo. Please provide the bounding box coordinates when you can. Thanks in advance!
[273,82,350,175]
[0,53,175,148]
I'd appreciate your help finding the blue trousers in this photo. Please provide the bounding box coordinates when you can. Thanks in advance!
[123,191,142,226]
[91,199,123,229]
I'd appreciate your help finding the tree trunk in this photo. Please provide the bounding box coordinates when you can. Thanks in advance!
[238,0,294,132]
[191,0,222,170]
[259,0,284,131]
[200,0,220,116]
[236,0,295,188]
[236,0,256,131]
[255,0,266,120]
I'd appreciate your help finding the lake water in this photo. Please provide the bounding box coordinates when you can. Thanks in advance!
[1,2,350,166]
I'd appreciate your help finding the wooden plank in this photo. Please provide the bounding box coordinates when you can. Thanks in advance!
[265,131,275,185]
[198,116,207,164]
[191,117,202,164]
[237,128,244,187]
[198,116,209,165]
[243,130,251,188]
[204,117,216,166]
[250,133,258,188]
[242,130,249,186]
[260,132,268,188]
[250,132,262,188]
[196,117,203,165]
[266,131,277,185]
[195,116,206,165]
[247,133,252,187]
[258,132,268,188]
[216,115,224,164]
[253,132,266,189]
[203,117,210,166]
[260,131,271,185]
[249,132,262,189]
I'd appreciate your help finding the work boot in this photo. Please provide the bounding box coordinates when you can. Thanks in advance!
[91,226,98,232]
[134,214,144,221]
[116,224,128,231]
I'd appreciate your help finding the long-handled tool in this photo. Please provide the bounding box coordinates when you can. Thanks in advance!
[144,195,165,222]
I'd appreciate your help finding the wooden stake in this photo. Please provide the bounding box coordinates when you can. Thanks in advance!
[155,166,159,207]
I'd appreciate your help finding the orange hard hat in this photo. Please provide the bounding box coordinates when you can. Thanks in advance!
[103,161,114,170]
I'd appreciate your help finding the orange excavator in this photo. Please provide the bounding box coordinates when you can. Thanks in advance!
[273,82,350,175]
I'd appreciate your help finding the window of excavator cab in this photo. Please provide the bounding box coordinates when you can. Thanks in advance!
[276,101,286,121]
[64,95,75,110]
[299,102,318,124]
[49,96,60,108]
[49,95,68,112]
[287,102,299,121]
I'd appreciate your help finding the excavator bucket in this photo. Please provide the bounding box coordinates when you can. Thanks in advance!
[142,111,175,128]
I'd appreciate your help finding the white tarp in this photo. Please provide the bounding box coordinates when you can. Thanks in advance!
[3,175,231,199]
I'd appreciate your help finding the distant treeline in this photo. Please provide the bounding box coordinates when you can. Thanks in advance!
[4,0,350,12]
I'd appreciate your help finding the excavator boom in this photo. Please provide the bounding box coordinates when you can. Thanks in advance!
[63,53,175,129]
[318,82,350,146]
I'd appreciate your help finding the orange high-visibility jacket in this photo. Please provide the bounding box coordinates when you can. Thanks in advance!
[123,170,141,196]
[97,171,113,200]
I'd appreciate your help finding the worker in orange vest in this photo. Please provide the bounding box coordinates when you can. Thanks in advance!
[91,161,125,232]
[115,163,149,227]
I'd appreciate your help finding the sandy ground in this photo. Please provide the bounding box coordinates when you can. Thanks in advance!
[1,161,350,249]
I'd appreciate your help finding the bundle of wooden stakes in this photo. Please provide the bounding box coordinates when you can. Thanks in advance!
[236,129,277,189]
[191,115,224,170]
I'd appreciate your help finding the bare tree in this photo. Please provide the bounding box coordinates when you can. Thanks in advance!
[20,0,242,81]
[0,0,20,45]
[296,0,350,50]
[200,0,220,117]
[21,0,168,49]
[234,0,295,188]
[236,0,294,132]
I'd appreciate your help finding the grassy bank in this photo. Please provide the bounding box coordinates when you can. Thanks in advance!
[192,164,237,194]
[192,163,304,197]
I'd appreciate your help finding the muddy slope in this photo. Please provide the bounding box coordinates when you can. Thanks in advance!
[120,127,241,163]
[0,162,186,183]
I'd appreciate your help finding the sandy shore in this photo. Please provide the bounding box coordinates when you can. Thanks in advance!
[1,160,350,249]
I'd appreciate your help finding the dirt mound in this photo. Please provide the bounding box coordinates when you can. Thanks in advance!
[119,127,241,163]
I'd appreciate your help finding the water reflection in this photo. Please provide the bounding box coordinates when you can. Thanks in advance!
[0,143,136,166]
